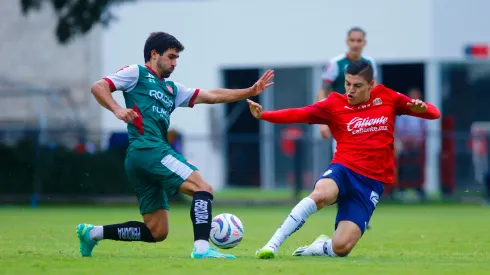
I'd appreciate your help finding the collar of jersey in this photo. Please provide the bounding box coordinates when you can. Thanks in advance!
[145,65,165,81]
[345,52,362,61]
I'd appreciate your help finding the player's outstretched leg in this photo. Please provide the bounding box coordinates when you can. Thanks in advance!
[180,172,236,259]
[256,178,339,259]
[76,220,158,257]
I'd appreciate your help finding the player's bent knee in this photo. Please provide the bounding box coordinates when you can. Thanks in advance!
[146,220,169,242]
[308,178,339,209]
[332,240,355,257]
[143,209,169,242]
[152,228,169,242]
[309,190,328,210]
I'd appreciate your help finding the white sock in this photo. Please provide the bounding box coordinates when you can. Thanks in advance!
[323,239,338,257]
[194,240,210,253]
[89,226,104,241]
[265,197,317,252]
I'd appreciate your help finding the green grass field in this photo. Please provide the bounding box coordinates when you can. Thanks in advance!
[1,204,489,275]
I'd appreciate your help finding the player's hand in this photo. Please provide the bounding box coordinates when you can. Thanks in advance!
[319,125,331,139]
[247,99,263,119]
[249,69,274,96]
[407,99,427,113]
[114,107,139,123]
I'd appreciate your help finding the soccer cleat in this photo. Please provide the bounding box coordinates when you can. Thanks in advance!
[76,223,98,257]
[256,247,275,259]
[292,234,330,256]
[190,247,236,259]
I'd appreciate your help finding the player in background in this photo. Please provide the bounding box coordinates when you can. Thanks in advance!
[317,27,377,229]
[250,60,440,259]
[78,32,274,259]
[316,27,377,139]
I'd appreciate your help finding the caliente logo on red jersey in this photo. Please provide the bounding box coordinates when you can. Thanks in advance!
[347,116,389,135]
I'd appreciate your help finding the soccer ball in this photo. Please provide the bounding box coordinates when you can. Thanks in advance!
[209,213,244,249]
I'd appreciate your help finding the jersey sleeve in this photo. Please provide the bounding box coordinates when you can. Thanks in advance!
[103,64,139,92]
[390,87,441,119]
[391,89,413,115]
[302,94,334,124]
[321,59,339,83]
[174,82,200,108]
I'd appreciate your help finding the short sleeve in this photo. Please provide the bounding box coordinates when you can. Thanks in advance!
[303,94,334,124]
[321,59,339,83]
[103,64,139,92]
[174,82,200,108]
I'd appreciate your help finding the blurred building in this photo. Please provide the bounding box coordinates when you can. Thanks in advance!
[0,1,102,148]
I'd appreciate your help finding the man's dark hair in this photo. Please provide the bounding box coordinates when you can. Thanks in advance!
[144,32,184,62]
[345,60,374,82]
[347,27,366,37]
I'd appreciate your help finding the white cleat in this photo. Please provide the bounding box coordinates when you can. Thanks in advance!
[292,234,330,256]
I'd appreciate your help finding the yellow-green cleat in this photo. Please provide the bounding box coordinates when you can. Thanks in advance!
[256,247,275,259]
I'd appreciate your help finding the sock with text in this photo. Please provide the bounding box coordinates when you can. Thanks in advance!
[191,191,213,253]
[90,221,155,242]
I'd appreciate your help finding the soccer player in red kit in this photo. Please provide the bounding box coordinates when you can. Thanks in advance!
[252,60,440,259]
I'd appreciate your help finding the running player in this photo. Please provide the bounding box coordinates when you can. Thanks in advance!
[250,60,440,259]
[77,32,274,259]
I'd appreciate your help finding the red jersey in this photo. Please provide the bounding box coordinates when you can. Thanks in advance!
[260,85,440,184]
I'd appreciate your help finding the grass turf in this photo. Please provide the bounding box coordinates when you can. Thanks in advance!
[0,204,489,275]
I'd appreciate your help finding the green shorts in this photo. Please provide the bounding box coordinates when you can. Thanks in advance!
[124,147,198,214]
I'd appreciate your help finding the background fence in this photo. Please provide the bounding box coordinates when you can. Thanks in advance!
[1,127,488,206]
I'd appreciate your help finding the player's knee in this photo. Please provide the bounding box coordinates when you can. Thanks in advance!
[151,227,169,242]
[332,238,355,257]
[309,190,328,210]
[309,178,339,209]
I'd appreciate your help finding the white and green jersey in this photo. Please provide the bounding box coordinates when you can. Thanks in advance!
[103,64,199,150]
[322,54,378,94]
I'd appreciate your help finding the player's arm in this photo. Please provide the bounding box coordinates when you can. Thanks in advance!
[370,58,379,83]
[394,90,440,119]
[91,65,139,122]
[316,60,338,101]
[91,79,123,112]
[247,98,331,124]
[192,70,274,105]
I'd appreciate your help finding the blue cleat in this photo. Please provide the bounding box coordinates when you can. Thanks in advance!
[76,223,98,257]
[190,247,236,259]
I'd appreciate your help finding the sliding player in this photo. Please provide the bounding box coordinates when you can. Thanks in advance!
[249,60,440,259]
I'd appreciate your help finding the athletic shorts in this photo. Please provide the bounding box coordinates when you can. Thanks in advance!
[316,163,384,235]
[124,147,198,214]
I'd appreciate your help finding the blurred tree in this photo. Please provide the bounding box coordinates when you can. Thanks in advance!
[20,0,134,44]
